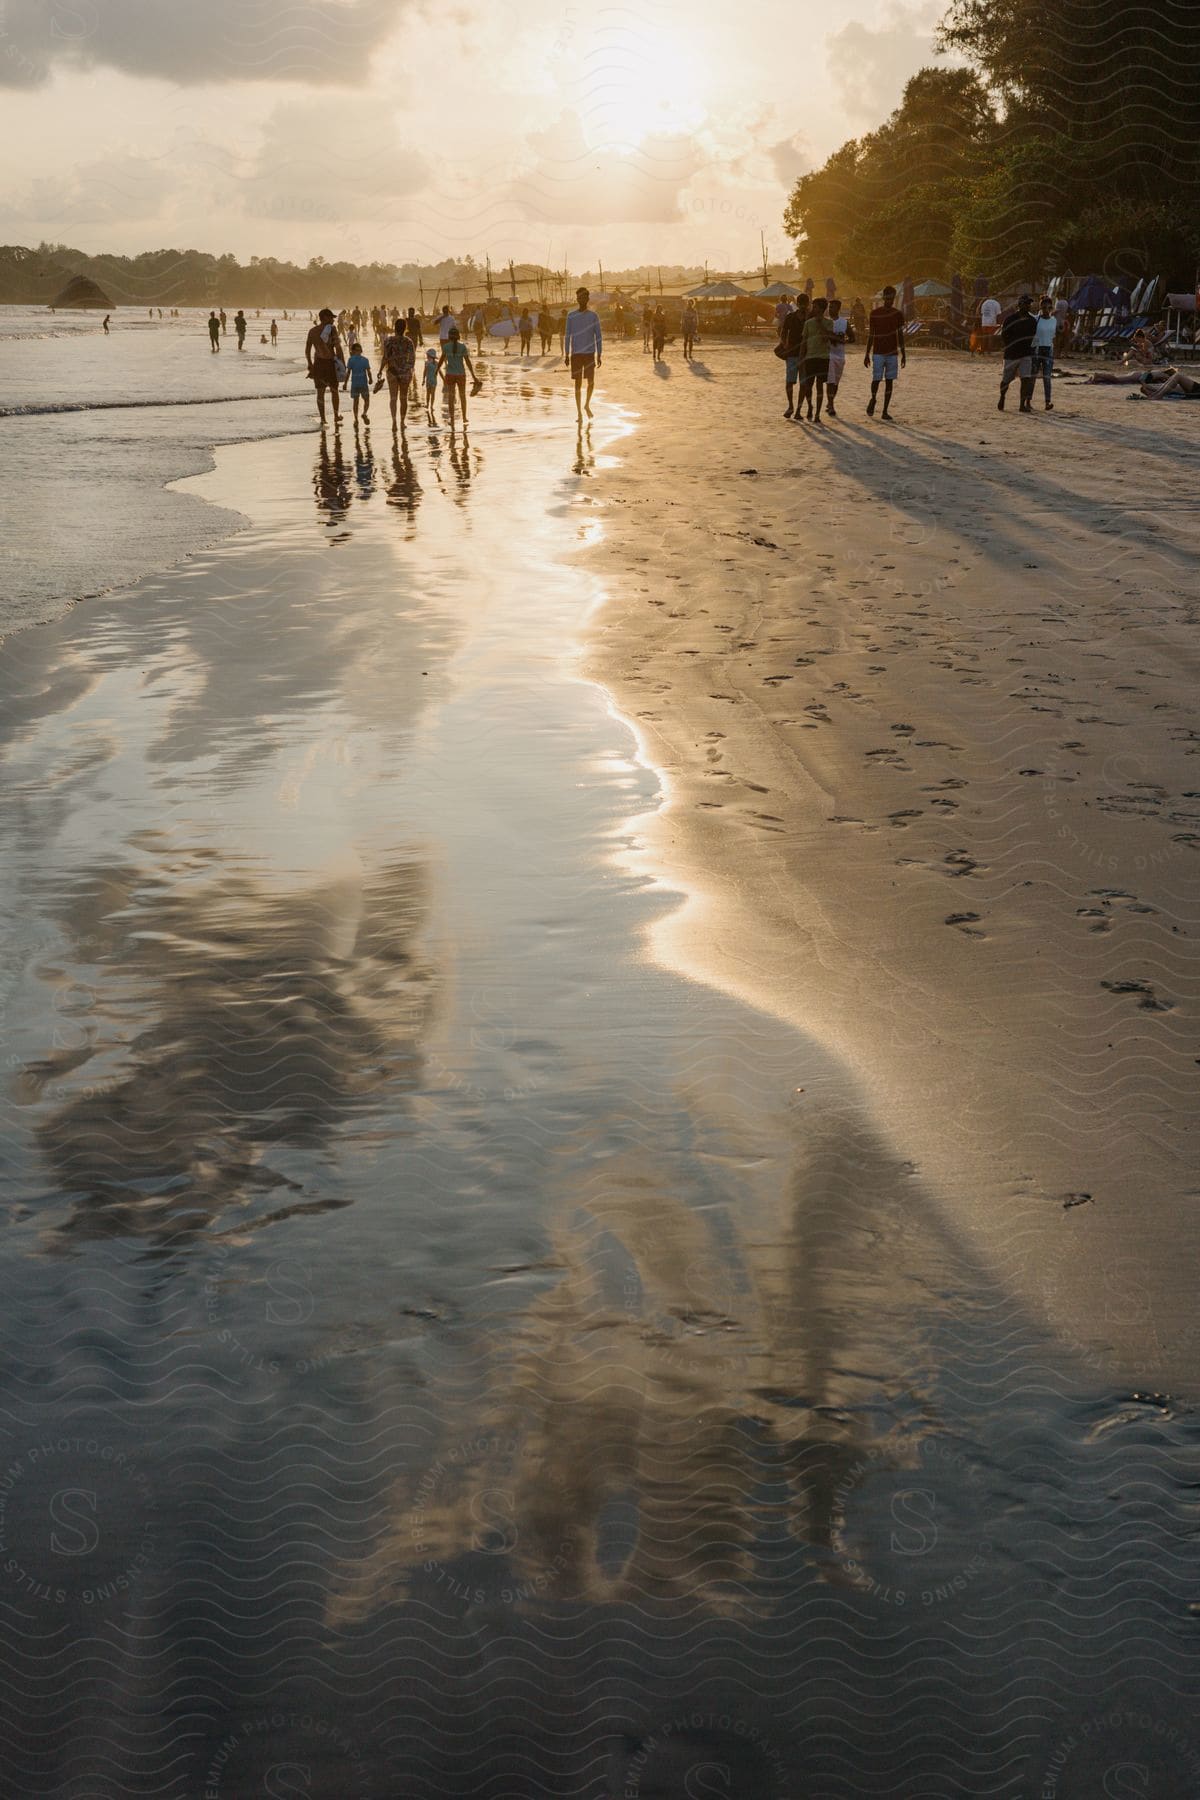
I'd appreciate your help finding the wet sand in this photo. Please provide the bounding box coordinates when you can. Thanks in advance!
[0,348,1197,1796]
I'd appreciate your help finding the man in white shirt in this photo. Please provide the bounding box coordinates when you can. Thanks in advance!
[437,305,458,343]
[1032,295,1058,411]
[825,297,849,415]
[564,285,603,420]
[979,294,1001,347]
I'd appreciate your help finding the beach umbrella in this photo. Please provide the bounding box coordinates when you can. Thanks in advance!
[682,279,749,298]
[755,280,800,297]
[825,276,836,299]
[912,279,952,297]
[1070,274,1107,310]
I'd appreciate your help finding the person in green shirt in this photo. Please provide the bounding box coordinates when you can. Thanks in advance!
[798,297,836,422]
[436,327,478,429]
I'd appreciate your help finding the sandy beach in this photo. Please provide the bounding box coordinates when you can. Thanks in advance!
[588,338,1200,1385]
[0,339,1197,1794]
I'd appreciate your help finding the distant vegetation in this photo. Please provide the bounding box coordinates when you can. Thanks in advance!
[0,245,755,309]
[785,0,1200,289]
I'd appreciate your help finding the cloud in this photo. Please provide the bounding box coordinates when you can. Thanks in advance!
[824,3,941,129]
[236,96,429,222]
[0,149,177,235]
[0,0,396,89]
[769,132,812,188]
[515,111,708,226]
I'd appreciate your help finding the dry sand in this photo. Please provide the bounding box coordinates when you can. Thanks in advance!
[585,338,1200,1388]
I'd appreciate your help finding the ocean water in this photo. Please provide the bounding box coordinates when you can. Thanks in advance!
[0,305,314,634]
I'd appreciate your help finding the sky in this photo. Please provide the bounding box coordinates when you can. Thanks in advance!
[0,0,944,269]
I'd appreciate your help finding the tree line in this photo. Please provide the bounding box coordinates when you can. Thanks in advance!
[0,244,725,309]
[785,0,1200,291]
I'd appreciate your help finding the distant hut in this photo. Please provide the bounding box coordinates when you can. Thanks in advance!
[51,275,113,309]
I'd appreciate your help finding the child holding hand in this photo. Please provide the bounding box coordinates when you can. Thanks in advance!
[343,341,373,421]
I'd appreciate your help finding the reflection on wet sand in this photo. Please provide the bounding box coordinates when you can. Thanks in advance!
[322,1100,978,1628]
[313,428,351,530]
[385,437,421,526]
[23,856,432,1248]
[351,423,377,501]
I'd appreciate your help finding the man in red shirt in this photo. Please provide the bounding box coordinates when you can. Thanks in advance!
[863,284,907,420]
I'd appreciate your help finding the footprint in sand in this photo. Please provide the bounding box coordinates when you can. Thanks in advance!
[1100,978,1174,1012]
[945,912,987,936]
[1077,907,1112,933]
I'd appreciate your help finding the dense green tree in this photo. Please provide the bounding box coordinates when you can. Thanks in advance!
[786,0,1200,290]
[785,68,995,287]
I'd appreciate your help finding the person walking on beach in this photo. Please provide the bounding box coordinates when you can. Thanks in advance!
[436,325,476,430]
[651,305,667,362]
[102,314,110,334]
[642,303,653,353]
[437,304,458,344]
[219,308,227,335]
[779,293,810,418]
[406,306,424,348]
[208,310,221,351]
[864,285,906,420]
[539,309,556,354]
[422,347,439,416]
[270,318,278,346]
[825,297,848,415]
[380,315,417,429]
[681,298,698,360]
[1033,295,1058,411]
[234,309,247,350]
[564,285,603,420]
[979,293,1001,348]
[998,295,1037,411]
[800,296,835,423]
[343,339,373,422]
[470,307,486,354]
[518,308,534,355]
[305,307,345,426]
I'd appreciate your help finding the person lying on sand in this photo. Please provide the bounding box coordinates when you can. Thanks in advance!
[1088,330,1161,383]
[1132,368,1200,400]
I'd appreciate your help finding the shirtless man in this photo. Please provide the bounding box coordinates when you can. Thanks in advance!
[305,307,344,425]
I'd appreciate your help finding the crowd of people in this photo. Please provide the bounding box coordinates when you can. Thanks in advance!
[774,287,905,422]
[189,281,1195,432]
[296,286,606,431]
